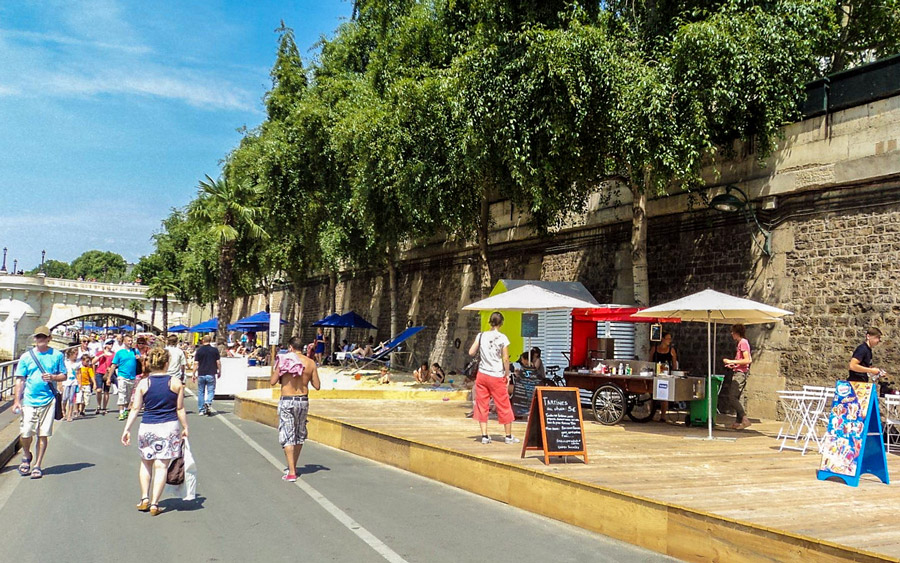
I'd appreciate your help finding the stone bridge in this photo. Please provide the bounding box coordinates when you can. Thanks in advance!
[0,274,188,359]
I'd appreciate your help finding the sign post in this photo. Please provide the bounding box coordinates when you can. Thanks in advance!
[817,381,889,487]
[268,312,281,372]
[521,387,588,465]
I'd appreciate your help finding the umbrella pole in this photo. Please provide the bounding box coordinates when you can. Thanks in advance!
[707,319,713,439]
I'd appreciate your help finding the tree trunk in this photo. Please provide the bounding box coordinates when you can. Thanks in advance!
[327,270,337,315]
[478,194,493,296]
[150,299,157,332]
[387,254,399,368]
[631,179,651,361]
[217,241,237,345]
[387,257,399,340]
[162,295,168,338]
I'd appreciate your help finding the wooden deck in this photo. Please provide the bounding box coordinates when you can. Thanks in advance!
[307,398,900,559]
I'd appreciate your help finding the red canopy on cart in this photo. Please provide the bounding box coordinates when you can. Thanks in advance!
[568,307,680,368]
[572,307,680,323]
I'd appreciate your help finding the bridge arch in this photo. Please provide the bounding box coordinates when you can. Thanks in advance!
[49,313,163,334]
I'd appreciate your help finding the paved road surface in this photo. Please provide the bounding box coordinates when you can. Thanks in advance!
[0,398,680,563]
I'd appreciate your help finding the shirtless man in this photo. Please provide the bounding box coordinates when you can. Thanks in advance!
[270,336,320,482]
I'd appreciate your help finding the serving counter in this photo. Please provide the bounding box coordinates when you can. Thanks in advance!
[564,360,705,425]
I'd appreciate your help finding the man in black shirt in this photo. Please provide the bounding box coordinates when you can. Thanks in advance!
[192,335,221,416]
[848,327,884,383]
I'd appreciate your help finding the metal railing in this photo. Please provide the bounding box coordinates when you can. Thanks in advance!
[1,345,79,401]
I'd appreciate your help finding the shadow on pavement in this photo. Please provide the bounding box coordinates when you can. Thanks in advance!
[43,462,94,475]
[160,496,206,512]
[297,464,330,476]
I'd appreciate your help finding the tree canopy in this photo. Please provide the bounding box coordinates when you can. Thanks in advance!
[139,0,899,331]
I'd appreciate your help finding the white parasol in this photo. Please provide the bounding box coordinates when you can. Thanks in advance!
[462,284,600,311]
[632,289,793,440]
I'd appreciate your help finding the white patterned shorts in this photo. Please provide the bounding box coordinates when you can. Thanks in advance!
[138,420,183,460]
[278,396,309,447]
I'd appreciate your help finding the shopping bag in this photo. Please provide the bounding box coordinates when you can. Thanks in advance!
[164,438,197,500]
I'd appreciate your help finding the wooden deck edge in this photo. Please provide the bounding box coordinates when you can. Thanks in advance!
[234,394,898,563]
[0,418,20,471]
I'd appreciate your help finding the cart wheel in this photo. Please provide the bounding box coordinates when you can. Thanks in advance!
[592,384,626,425]
[626,393,657,423]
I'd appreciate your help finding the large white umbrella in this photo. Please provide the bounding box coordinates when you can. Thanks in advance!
[462,284,600,311]
[632,289,793,440]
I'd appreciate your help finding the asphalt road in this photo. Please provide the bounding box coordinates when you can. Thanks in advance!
[0,398,680,563]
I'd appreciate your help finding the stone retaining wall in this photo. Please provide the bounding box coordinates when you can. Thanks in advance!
[223,94,900,420]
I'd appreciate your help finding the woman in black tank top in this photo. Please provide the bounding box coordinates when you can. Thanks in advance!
[649,332,678,422]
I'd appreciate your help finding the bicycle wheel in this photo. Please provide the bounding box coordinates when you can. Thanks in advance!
[591,384,626,425]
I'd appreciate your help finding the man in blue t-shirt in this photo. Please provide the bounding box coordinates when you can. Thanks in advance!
[13,325,66,479]
[109,334,141,420]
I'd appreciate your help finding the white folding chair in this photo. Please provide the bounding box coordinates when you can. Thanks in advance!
[779,390,826,455]
[776,390,805,442]
[883,394,900,455]
[803,385,832,429]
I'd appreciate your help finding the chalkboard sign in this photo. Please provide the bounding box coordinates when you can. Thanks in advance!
[817,381,889,487]
[511,376,539,419]
[521,313,538,338]
[521,387,588,465]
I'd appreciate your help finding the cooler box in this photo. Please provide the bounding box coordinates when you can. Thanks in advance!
[653,376,705,402]
[688,375,724,426]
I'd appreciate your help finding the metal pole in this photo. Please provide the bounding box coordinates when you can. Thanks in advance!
[708,316,713,439]
[1,247,7,273]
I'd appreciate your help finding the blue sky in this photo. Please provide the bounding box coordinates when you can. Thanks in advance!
[0,0,352,271]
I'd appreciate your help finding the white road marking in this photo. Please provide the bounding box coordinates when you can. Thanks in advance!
[205,399,409,563]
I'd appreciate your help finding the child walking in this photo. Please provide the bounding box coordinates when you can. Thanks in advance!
[77,354,95,416]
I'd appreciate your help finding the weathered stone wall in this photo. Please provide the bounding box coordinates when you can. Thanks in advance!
[220,93,900,420]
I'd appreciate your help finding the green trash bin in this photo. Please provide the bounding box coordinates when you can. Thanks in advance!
[688,375,724,427]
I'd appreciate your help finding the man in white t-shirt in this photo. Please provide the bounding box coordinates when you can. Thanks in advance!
[165,334,187,382]
[468,311,519,445]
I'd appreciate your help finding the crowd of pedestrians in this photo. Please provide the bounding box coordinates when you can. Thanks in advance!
[11,325,320,516]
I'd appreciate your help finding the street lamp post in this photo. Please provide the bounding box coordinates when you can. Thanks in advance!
[708,185,772,256]
[0,247,7,274]
[12,259,17,274]
[39,250,46,277]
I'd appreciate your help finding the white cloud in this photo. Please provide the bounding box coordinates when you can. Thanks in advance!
[0,28,152,55]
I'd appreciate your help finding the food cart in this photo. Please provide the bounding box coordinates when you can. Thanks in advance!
[565,362,706,425]
[564,307,686,425]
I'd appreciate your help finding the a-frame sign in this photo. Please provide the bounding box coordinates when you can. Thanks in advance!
[817,381,889,487]
[520,387,588,465]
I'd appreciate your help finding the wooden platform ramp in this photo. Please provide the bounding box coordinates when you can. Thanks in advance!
[236,390,900,563]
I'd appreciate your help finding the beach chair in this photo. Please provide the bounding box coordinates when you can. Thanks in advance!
[342,326,425,373]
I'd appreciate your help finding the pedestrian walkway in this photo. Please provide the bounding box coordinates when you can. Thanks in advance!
[237,390,900,563]
[0,400,677,563]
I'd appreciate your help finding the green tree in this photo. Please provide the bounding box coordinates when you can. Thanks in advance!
[128,300,142,333]
[147,274,180,336]
[27,259,72,279]
[188,175,268,343]
[71,250,127,282]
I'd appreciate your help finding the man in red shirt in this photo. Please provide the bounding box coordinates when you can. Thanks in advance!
[94,340,115,415]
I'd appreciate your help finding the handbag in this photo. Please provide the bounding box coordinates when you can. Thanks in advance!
[464,332,483,378]
[166,443,186,485]
[29,349,63,420]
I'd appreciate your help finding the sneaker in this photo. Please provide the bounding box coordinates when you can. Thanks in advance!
[282,474,297,482]
[504,436,521,444]
[118,411,127,421]
[481,436,491,444]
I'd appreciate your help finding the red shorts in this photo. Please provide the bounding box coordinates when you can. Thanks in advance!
[473,371,514,425]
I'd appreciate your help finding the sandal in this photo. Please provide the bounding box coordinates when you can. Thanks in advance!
[30,467,42,479]
[137,497,151,512]
[17,455,32,476]
[149,504,162,516]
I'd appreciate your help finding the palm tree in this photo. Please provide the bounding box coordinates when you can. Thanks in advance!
[128,300,143,334]
[147,274,180,337]
[188,174,268,344]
